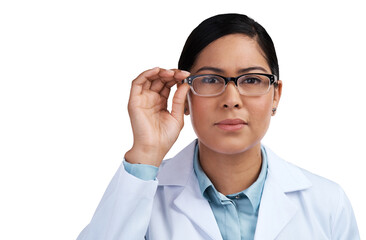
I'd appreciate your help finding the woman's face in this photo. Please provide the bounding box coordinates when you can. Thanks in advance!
[186,34,282,155]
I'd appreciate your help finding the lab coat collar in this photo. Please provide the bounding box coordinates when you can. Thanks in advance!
[264,146,312,192]
[158,140,312,191]
[157,140,197,186]
[157,140,312,240]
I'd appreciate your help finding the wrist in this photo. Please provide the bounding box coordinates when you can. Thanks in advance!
[123,160,159,180]
[125,146,164,167]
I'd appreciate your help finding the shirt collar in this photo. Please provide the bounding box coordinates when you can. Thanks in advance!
[193,143,214,199]
[193,143,268,212]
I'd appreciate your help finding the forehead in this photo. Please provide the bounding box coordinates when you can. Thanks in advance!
[191,34,269,74]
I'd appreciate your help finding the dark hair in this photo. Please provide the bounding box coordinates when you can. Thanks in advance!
[178,13,279,78]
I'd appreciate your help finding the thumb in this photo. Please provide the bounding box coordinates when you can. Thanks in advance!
[171,83,190,125]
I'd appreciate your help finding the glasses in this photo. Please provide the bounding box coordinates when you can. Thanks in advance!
[182,73,278,97]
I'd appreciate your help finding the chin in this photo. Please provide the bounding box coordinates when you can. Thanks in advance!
[199,137,261,155]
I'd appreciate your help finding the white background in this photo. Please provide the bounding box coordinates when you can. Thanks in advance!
[0,0,365,239]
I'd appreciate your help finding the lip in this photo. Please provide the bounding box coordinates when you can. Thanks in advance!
[214,118,247,131]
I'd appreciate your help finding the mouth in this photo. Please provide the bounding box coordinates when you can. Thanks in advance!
[214,119,247,131]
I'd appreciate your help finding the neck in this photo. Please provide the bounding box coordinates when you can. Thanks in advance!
[198,141,262,196]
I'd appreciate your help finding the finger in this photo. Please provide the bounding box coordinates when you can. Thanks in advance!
[160,85,171,99]
[158,68,175,78]
[155,69,190,92]
[147,68,173,82]
[171,83,191,124]
[157,70,189,98]
[142,79,152,90]
[172,69,191,81]
[158,78,180,99]
[130,67,160,96]
[164,79,178,89]
[149,69,177,92]
[135,67,161,84]
[150,78,166,92]
[150,77,177,93]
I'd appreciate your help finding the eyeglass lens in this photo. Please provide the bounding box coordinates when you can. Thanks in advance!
[191,74,271,96]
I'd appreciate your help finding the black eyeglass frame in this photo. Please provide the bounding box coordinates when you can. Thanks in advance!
[182,73,278,96]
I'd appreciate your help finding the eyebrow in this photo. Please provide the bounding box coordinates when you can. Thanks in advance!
[195,66,269,74]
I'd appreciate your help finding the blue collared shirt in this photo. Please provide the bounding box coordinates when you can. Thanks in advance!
[123,144,268,240]
[193,144,268,240]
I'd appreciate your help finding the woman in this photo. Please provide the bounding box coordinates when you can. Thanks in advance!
[77,13,359,240]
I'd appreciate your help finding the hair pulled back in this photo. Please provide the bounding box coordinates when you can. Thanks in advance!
[178,13,279,78]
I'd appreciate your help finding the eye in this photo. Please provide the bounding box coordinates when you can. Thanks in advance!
[242,77,262,84]
[239,75,264,85]
[200,76,222,84]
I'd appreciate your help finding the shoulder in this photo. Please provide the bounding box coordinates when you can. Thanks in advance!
[289,161,346,211]
[295,164,352,219]
[263,146,360,238]
[265,146,354,220]
[299,166,343,194]
[264,145,342,193]
[287,161,359,237]
[264,146,348,211]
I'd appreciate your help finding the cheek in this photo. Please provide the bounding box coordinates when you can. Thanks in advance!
[246,96,273,129]
[190,99,207,120]
[188,95,215,133]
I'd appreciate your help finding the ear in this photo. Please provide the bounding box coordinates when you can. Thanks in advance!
[272,80,282,115]
[184,95,190,115]
[184,104,190,115]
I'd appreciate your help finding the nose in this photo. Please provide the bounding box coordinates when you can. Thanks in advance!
[221,82,242,109]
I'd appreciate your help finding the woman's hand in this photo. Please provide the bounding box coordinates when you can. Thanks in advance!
[124,67,191,167]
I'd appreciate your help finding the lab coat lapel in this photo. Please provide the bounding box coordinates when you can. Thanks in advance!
[173,171,223,240]
[254,170,298,240]
[158,140,223,240]
[158,142,312,240]
[254,147,312,240]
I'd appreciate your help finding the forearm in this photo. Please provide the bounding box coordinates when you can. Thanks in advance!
[77,163,158,240]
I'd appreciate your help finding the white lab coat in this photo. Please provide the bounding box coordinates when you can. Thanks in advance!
[77,140,360,240]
